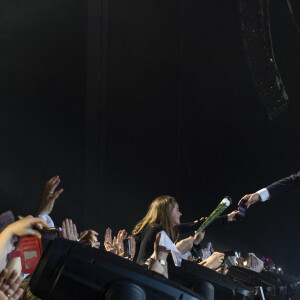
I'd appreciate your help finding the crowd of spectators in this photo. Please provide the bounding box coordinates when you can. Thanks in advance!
[0,175,273,299]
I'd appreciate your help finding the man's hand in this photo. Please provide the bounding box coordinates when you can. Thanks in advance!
[238,193,261,208]
[37,175,64,216]
[175,236,194,254]
[0,269,24,300]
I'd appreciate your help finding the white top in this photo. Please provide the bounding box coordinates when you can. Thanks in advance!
[38,214,55,227]
[158,230,190,267]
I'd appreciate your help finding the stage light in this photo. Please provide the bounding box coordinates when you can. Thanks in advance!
[239,0,289,119]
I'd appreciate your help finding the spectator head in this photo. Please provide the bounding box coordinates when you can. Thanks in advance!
[133,195,180,242]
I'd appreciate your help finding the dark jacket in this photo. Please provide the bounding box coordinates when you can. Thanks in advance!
[267,171,300,199]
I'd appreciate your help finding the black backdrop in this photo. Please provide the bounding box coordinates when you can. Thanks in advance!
[1,0,300,276]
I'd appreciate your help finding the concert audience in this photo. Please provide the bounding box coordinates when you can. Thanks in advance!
[1,174,297,299]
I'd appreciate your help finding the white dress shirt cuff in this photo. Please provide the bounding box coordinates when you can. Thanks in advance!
[256,188,270,202]
[38,214,55,227]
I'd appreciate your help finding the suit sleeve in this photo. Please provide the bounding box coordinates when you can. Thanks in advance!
[266,171,300,199]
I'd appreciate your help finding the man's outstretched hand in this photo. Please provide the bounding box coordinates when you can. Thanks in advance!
[238,193,261,208]
[37,175,64,216]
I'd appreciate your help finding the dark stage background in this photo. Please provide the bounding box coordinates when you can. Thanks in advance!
[1,0,300,277]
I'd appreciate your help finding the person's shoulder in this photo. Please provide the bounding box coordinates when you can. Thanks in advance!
[142,224,161,236]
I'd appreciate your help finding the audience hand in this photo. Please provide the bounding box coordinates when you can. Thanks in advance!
[216,263,228,275]
[113,230,127,256]
[238,193,261,208]
[37,175,64,216]
[79,230,100,248]
[5,216,48,239]
[201,252,225,270]
[148,233,169,278]
[236,256,245,267]
[176,236,194,254]
[194,230,205,245]
[61,219,78,241]
[104,228,117,254]
[153,233,169,261]
[0,269,24,300]
[227,210,240,222]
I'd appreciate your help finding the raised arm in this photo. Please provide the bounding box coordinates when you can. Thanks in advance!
[239,171,300,208]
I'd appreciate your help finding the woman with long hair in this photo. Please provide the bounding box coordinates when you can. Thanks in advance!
[133,195,238,264]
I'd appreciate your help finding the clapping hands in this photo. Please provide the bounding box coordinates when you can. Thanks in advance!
[104,228,135,259]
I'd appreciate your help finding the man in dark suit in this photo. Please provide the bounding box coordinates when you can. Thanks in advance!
[239,171,300,208]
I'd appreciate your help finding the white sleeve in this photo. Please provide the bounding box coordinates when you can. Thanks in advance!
[38,214,55,227]
[256,188,270,202]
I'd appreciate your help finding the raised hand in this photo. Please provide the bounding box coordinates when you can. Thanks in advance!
[113,230,127,256]
[78,230,100,248]
[61,219,78,241]
[37,175,64,216]
[0,269,24,300]
[104,228,117,254]
[148,233,170,278]
[104,228,112,247]
[153,233,169,260]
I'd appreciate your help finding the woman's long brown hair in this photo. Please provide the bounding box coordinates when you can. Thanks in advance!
[132,195,179,242]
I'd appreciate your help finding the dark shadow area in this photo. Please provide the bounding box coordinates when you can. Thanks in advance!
[0,0,299,277]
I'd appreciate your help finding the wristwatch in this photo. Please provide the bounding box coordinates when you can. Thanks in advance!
[146,257,168,266]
